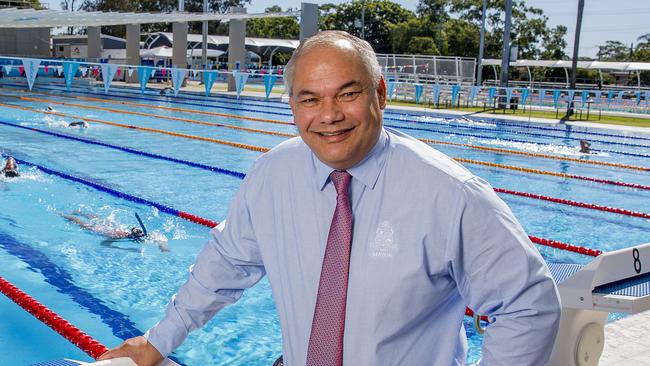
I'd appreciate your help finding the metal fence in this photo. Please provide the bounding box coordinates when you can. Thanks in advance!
[377,54,476,85]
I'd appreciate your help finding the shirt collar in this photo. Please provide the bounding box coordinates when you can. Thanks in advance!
[314,128,389,191]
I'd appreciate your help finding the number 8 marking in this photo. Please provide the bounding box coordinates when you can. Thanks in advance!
[633,248,642,274]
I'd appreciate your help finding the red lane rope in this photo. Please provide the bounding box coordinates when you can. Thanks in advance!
[0,276,108,359]
[494,188,650,219]
[529,236,601,257]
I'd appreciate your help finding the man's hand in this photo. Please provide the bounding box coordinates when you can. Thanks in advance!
[97,336,164,366]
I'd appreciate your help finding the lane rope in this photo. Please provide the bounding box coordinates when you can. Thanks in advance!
[3,101,647,191]
[7,87,649,170]
[10,82,650,143]
[0,276,108,359]
[3,119,647,220]
[4,86,648,158]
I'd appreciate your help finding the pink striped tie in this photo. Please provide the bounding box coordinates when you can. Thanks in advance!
[306,170,353,366]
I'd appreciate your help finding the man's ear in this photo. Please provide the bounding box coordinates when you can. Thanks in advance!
[377,77,387,109]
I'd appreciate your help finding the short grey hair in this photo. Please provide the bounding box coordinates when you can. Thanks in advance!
[284,30,382,96]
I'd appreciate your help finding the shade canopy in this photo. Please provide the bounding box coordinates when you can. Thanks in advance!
[0,7,299,28]
[482,59,650,72]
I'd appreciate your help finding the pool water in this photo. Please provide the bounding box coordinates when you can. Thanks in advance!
[1,80,649,365]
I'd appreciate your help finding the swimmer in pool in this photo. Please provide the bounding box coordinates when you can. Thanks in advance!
[579,139,591,154]
[61,210,147,241]
[45,106,57,112]
[160,87,174,96]
[68,121,88,128]
[2,156,19,178]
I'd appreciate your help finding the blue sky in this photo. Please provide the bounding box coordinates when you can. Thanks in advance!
[44,0,649,59]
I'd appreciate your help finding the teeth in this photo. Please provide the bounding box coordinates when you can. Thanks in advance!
[320,131,345,136]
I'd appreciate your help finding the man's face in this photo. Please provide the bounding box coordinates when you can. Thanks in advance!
[288,44,386,171]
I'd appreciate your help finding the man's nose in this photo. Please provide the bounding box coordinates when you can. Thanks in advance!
[320,97,344,124]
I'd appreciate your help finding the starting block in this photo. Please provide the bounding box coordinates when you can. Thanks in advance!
[547,242,650,366]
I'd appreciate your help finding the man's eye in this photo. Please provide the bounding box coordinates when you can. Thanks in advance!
[300,98,319,105]
[338,91,362,101]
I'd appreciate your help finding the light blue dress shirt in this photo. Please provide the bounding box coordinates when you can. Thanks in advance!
[146,128,561,365]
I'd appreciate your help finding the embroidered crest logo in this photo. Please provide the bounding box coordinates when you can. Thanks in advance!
[370,221,398,258]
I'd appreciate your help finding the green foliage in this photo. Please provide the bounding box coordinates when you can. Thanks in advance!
[246,6,299,39]
[320,0,414,54]
[596,41,630,61]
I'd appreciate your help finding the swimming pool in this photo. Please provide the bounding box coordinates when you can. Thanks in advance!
[1,79,649,365]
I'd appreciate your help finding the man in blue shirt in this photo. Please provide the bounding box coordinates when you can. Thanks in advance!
[100,31,560,365]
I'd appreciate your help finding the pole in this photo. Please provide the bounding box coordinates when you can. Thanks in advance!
[569,0,584,90]
[178,0,184,12]
[201,0,208,76]
[568,0,584,116]
[476,0,487,86]
[499,0,512,108]
[361,3,365,40]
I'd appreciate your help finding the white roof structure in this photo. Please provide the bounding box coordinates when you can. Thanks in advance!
[483,58,650,71]
[146,32,299,53]
[0,7,299,28]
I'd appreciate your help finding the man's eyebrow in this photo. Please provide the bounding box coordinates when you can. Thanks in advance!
[294,80,364,99]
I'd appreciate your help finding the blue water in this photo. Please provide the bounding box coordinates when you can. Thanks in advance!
[1,80,649,365]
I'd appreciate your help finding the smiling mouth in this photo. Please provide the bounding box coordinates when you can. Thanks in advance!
[318,127,354,137]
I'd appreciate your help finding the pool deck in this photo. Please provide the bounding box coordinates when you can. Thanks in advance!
[102,80,650,363]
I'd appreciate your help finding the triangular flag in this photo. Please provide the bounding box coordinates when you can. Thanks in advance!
[151,68,157,78]
[137,66,150,94]
[127,67,135,78]
[567,89,576,105]
[21,58,41,91]
[100,63,119,94]
[161,69,167,77]
[552,89,561,108]
[116,68,122,77]
[44,65,49,74]
[3,65,12,75]
[80,66,88,77]
[192,69,199,78]
[387,80,396,100]
[414,83,424,104]
[233,71,249,99]
[203,71,217,97]
[263,74,277,99]
[432,84,442,105]
[451,85,462,106]
[520,88,530,106]
[62,61,79,91]
[171,68,186,97]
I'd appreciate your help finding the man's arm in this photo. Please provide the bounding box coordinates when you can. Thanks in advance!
[448,176,561,365]
[100,176,266,362]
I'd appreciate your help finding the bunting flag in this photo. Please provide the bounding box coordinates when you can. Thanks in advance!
[538,89,547,105]
[21,58,41,91]
[233,71,249,99]
[116,68,122,77]
[593,90,602,105]
[487,87,496,104]
[127,67,135,78]
[451,85,461,106]
[580,91,589,107]
[431,84,441,105]
[567,89,576,106]
[646,91,650,107]
[3,65,13,76]
[469,86,480,105]
[62,61,79,91]
[192,69,199,78]
[505,87,514,107]
[204,71,218,96]
[80,66,88,77]
[18,66,24,75]
[606,90,615,106]
[387,81,396,100]
[635,91,642,105]
[150,68,157,78]
[161,68,167,77]
[137,66,150,94]
[414,83,424,104]
[520,88,530,106]
[100,63,118,94]
[44,65,49,74]
[263,74,277,99]
[171,68,186,97]
[552,89,561,109]
[616,90,624,103]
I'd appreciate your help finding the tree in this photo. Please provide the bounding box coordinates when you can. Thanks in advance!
[320,0,414,54]
[596,40,629,61]
[541,25,567,59]
[246,6,299,39]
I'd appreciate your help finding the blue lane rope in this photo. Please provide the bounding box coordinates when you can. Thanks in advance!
[0,119,246,179]
[4,81,650,144]
[3,153,182,217]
